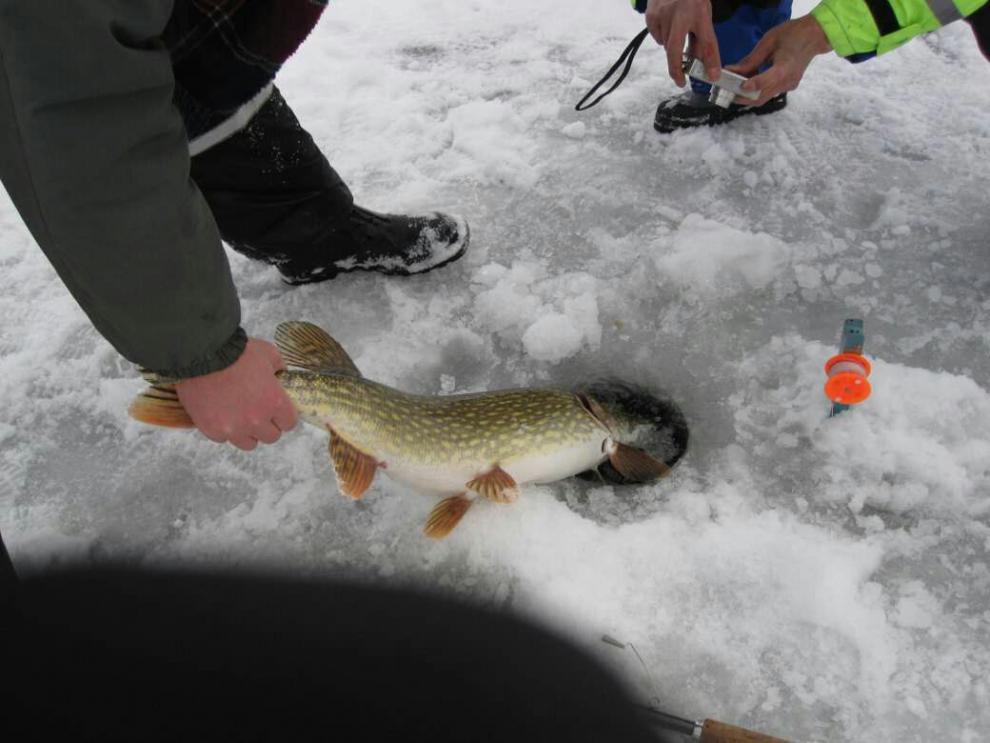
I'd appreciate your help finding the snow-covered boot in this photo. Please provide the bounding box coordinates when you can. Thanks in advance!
[191,87,469,283]
[277,206,469,285]
[653,90,787,133]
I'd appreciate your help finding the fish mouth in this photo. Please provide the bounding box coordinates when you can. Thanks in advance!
[573,379,689,485]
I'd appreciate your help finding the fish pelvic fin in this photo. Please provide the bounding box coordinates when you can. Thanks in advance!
[128,384,194,429]
[329,429,378,499]
[275,321,362,377]
[424,494,473,539]
[608,442,671,482]
[466,466,519,504]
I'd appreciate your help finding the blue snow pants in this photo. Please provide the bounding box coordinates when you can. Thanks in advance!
[692,0,793,95]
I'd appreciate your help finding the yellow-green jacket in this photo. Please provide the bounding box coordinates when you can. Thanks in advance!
[811,0,990,60]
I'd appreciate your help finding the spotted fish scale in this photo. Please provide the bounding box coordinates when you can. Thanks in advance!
[278,372,606,468]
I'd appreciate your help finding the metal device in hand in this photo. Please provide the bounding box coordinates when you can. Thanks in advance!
[683,56,760,108]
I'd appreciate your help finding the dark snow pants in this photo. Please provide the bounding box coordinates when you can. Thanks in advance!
[970,2,990,60]
[188,87,355,272]
[0,531,15,598]
[692,0,793,95]
[166,0,355,272]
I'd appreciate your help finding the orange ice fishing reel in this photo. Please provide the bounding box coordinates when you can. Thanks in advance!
[825,319,872,416]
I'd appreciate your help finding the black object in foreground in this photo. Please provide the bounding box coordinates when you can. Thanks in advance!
[0,532,15,601]
[3,567,661,743]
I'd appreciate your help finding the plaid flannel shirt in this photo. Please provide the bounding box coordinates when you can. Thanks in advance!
[165,0,329,138]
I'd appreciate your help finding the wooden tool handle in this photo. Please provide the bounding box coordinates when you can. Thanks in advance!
[700,719,791,743]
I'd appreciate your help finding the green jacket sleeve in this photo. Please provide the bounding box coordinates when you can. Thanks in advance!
[0,0,245,379]
[812,0,989,58]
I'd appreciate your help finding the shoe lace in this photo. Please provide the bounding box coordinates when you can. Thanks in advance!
[575,29,649,112]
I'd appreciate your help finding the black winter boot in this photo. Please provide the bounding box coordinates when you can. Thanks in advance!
[275,205,468,285]
[654,90,787,133]
[191,88,469,283]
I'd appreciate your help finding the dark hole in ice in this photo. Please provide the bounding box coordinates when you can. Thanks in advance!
[571,378,689,486]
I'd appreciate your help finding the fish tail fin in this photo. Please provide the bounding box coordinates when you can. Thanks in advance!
[608,442,670,482]
[274,321,362,377]
[424,494,473,539]
[128,384,195,428]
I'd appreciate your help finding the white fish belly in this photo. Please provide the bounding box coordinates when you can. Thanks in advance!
[383,437,606,496]
[507,438,607,485]
[384,463,478,496]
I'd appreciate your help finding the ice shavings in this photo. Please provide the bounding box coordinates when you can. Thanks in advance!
[652,213,790,297]
[472,260,602,363]
[521,312,584,362]
[439,100,542,188]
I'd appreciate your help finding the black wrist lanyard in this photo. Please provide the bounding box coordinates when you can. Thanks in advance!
[575,28,650,112]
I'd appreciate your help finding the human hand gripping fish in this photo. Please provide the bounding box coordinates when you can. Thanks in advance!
[130,322,686,539]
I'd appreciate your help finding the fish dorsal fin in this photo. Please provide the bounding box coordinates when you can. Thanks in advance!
[424,494,473,539]
[329,429,378,499]
[128,385,194,428]
[138,368,179,386]
[466,466,519,504]
[275,321,362,377]
[608,442,670,482]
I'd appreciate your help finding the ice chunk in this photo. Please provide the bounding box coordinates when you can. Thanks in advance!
[561,122,586,139]
[522,313,584,362]
[653,213,790,296]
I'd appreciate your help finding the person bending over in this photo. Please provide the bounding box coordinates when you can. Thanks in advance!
[0,1,470,455]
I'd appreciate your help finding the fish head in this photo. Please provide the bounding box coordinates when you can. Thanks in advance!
[573,379,689,485]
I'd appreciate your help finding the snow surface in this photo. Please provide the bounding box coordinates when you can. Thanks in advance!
[2,1,989,740]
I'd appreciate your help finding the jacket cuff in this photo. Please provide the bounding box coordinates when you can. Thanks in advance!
[812,0,879,58]
[147,326,248,381]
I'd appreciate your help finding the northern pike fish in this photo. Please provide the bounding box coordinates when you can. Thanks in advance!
[130,321,688,538]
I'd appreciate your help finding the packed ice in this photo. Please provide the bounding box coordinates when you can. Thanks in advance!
[1,0,989,740]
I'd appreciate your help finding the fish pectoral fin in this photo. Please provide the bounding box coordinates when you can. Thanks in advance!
[128,385,194,429]
[608,442,671,482]
[329,430,378,499]
[575,391,614,430]
[424,494,473,539]
[466,466,519,504]
[275,321,362,377]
